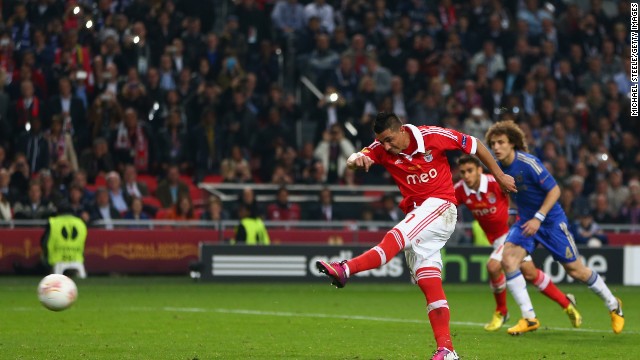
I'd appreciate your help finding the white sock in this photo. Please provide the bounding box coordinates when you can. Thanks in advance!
[506,270,536,319]
[586,270,618,311]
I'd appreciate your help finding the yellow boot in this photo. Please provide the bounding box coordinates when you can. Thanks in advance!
[507,318,540,335]
[484,311,509,331]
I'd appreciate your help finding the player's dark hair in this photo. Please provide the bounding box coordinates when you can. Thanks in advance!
[485,120,529,153]
[457,155,481,167]
[373,112,402,134]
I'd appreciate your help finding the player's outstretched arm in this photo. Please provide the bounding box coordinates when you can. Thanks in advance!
[347,152,374,172]
[475,141,517,193]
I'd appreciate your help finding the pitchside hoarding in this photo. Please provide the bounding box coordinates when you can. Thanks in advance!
[199,244,625,284]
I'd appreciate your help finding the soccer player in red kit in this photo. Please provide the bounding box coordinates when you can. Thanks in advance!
[316,112,516,360]
[454,155,582,332]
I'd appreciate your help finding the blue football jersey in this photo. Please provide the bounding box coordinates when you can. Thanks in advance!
[499,151,565,221]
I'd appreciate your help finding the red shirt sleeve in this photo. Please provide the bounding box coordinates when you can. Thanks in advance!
[359,141,383,163]
[422,126,478,155]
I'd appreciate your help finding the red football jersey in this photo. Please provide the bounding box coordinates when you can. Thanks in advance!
[454,174,509,243]
[361,124,477,214]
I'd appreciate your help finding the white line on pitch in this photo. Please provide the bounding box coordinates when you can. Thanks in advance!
[157,307,633,334]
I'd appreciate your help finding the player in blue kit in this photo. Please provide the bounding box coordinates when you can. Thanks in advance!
[485,120,624,335]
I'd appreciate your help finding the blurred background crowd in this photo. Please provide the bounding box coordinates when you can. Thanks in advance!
[0,0,636,235]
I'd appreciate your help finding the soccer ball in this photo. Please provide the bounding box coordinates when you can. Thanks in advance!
[37,274,78,311]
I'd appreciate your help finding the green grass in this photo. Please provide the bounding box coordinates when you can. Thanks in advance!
[0,277,637,359]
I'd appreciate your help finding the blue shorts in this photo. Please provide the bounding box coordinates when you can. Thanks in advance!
[506,217,579,263]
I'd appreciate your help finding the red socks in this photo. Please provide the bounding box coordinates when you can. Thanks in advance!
[346,229,404,275]
[490,273,508,315]
[532,269,570,308]
[417,267,453,351]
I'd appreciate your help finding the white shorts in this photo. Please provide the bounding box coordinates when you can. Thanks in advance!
[394,198,457,275]
[489,234,533,262]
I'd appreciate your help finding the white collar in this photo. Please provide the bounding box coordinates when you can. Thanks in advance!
[401,124,425,156]
[463,173,489,196]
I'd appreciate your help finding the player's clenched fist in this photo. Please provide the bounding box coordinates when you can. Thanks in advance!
[347,152,374,172]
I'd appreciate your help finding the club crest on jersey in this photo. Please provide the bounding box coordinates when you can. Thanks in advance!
[424,150,433,162]
[466,199,472,204]
[394,159,403,165]
[487,192,496,204]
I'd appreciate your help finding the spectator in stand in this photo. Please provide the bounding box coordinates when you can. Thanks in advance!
[365,54,392,97]
[51,160,74,202]
[313,124,356,184]
[469,40,505,79]
[271,0,306,43]
[311,85,351,145]
[165,194,197,221]
[88,187,120,227]
[388,76,408,121]
[572,208,608,247]
[462,107,492,141]
[122,164,149,200]
[46,77,87,150]
[79,137,114,184]
[122,20,153,74]
[374,194,403,223]
[307,187,342,221]
[221,145,252,183]
[566,175,590,213]
[11,79,42,132]
[15,116,49,174]
[592,193,618,224]
[190,108,222,182]
[304,0,335,35]
[158,109,190,173]
[607,170,630,219]
[266,186,300,221]
[253,106,295,181]
[111,107,157,174]
[455,80,483,113]
[88,91,123,140]
[0,167,18,204]
[123,197,150,224]
[271,163,295,185]
[39,169,64,206]
[46,115,79,172]
[0,189,11,220]
[156,165,190,208]
[59,184,90,223]
[105,171,130,214]
[120,71,152,118]
[72,170,94,203]
[329,55,359,103]
[235,187,261,219]
[620,181,640,226]
[306,33,339,87]
[220,89,256,156]
[13,180,56,220]
[201,195,230,222]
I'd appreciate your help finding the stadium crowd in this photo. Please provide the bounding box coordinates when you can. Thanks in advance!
[0,0,636,234]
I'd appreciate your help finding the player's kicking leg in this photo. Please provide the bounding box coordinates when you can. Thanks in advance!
[520,261,582,328]
[315,224,408,288]
[317,199,460,359]
[562,259,624,334]
[501,242,540,335]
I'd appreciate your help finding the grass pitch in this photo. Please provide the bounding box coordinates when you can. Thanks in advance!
[1,276,637,359]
